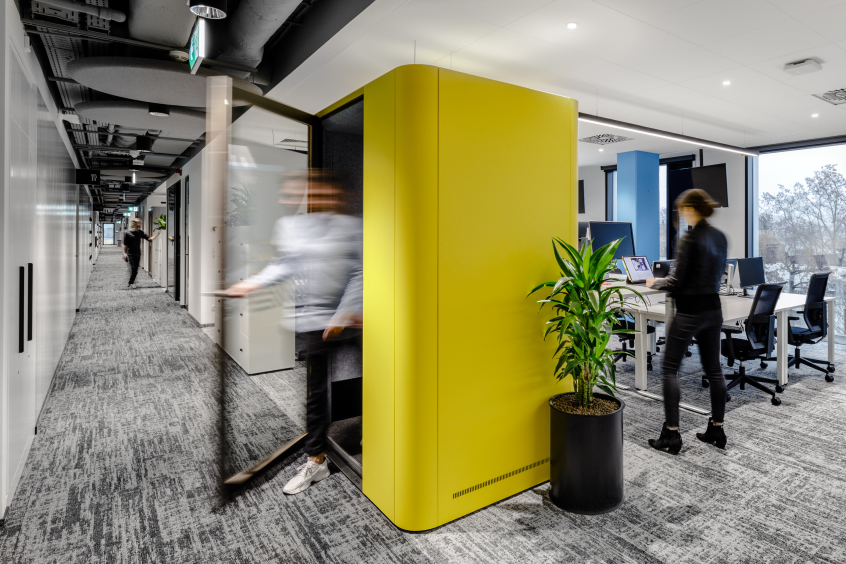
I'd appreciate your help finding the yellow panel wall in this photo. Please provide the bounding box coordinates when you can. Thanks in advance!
[361,65,578,531]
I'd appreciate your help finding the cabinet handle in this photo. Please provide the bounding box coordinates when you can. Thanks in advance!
[19,266,24,353]
[28,263,33,342]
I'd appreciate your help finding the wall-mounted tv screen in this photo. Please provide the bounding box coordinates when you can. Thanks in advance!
[668,163,728,208]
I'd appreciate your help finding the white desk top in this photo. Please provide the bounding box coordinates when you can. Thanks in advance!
[621,291,832,321]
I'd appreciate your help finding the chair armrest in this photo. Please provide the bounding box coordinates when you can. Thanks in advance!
[788,316,799,321]
[721,325,742,335]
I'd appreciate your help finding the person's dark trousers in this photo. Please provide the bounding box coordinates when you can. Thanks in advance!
[661,309,727,427]
[303,330,335,457]
[127,253,141,285]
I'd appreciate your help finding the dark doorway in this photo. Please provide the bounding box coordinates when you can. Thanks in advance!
[167,182,181,301]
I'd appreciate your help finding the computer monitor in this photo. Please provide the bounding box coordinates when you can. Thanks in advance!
[652,260,675,279]
[588,222,635,259]
[668,163,729,207]
[724,257,738,286]
[737,257,765,289]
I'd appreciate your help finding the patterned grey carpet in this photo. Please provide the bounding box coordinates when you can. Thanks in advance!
[2,246,846,563]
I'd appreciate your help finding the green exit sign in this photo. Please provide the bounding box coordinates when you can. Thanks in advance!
[123,212,130,216]
[189,19,206,75]
[128,206,139,211]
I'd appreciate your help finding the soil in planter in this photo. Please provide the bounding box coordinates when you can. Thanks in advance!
[553,394,620,416]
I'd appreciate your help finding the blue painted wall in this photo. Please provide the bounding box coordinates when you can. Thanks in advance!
[616,151,660,264]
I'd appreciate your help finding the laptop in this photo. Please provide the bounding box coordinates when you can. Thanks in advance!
[621,256,654,285]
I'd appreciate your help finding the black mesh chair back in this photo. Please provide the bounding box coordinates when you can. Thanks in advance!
[803,272,830,336]
[745,284,783,353]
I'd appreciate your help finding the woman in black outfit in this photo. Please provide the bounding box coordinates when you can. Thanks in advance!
[646,189,728,454]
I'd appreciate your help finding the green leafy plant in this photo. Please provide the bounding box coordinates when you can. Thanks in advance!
[226,185,252,227]
[153,215,166,232]
[529,238,645,408]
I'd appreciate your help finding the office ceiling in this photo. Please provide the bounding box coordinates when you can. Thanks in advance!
[21,0,372,219]
[264,0,846,166]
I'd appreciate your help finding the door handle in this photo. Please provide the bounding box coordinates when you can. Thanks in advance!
[19,266,25,353]
[28,263,33,342]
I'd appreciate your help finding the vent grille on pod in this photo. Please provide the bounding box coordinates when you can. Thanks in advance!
[814,89,846,105]
[579,133,632,145]
[452,457,550,499]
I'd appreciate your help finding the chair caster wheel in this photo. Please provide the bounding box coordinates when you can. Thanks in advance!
[684,351,692,357]
[655,347,660,352]
[825,374,834,383]
[726,394,731,402]
[760,362,767,369]
[702,379,709,388]
[828,365,835,373]
[771,397,781,406]
[647,364,653,371]
[775,385,784,393]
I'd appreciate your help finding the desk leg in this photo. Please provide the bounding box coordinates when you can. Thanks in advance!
[777,310,788,386]
[635,312,648,391]
[828,299,835,367]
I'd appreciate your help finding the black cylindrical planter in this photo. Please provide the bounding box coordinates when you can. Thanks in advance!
[549,392,624,514]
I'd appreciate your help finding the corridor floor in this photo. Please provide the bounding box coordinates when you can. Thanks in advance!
[2,246,846,563]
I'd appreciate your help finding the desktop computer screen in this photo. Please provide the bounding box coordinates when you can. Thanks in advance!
[588,222,635,259]
[652,260,675,279]
[737,257,766,288]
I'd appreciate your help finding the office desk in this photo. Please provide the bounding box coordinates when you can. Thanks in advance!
[625,292,836,393]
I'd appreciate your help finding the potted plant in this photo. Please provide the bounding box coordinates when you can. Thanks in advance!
[529,237,643,514]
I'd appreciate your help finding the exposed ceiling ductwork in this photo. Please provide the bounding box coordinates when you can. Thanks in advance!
[126,0,197,47]
[217,0,301,75]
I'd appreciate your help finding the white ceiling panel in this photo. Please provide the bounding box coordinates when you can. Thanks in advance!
[749,43,846,94]
[706,18,830,65]
[765,0,846,18]
[799,2,846,42]
[367,0,499,54]
[629,84,711,110]
[689,96,814,140]
[754,96,846,132]
[647,0,790,46]
[582,68,672,95]
[592,0,700,22]
[507,0,697,67]
[577,119,703,166]
[590,95,685,134]
[680,66,806,106]
[452,28,622,83]
[422,0,555,27]
[630,47,740,83]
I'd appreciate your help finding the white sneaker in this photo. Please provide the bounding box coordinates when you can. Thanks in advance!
[283,458,330,495]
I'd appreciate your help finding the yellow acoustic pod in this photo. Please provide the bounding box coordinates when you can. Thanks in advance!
[361,65,578,531]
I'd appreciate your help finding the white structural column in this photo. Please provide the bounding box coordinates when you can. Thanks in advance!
[829,298,836,367]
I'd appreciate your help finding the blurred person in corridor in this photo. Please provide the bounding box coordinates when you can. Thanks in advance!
[123,217,163,289]
[226,169,362,495]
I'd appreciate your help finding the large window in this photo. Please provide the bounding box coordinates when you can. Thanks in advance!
[757,144,846,336]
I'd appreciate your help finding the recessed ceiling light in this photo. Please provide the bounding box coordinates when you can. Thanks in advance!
[722,80,731,86]
[599,148,604,152]
[567,22,578,30]
[812,113,819,118]
[190,0,227,19]
[149,103,170,117]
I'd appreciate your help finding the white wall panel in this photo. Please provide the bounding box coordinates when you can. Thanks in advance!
[35,91,77,409]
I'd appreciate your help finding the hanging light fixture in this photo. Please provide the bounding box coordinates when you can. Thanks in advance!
[149,103,170,117]
[190,0,227,19]
[135,136,153,153]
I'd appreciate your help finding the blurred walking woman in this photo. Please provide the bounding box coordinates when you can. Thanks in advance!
[645,189,728,454]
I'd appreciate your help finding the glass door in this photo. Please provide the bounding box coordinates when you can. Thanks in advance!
[167,182,181,300]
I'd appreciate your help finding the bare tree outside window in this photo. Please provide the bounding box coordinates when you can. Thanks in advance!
[759,160,846,335]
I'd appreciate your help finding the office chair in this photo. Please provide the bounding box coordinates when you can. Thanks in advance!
[786,272,834,381]
[719,284,784,406]
[612,315,655,371]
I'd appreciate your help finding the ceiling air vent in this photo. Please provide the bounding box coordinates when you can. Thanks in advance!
[579,133,632,145]
[276,138,308,147]
[814,89,846,106]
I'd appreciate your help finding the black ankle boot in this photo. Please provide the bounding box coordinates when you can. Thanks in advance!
[648,422,682,455]
[696,419,727,449]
